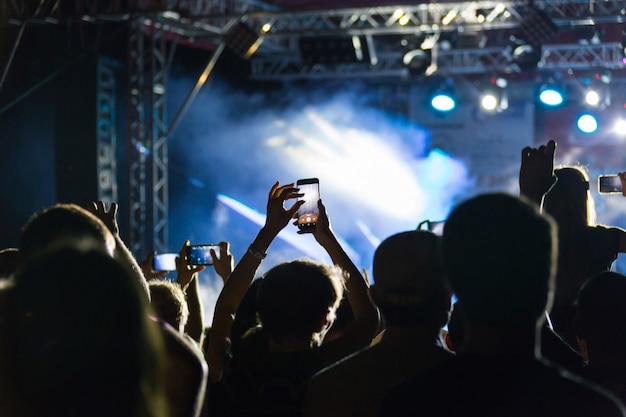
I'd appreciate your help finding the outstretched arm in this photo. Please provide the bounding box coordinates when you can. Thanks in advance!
[176,240,207,344]
[308,200,379,355]
[207,181,303,382]
[519,140,557,208]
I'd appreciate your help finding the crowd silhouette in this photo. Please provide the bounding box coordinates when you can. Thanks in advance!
[1,140,625,416]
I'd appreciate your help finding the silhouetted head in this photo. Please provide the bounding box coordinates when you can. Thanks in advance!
[543,166,595,229]
[257,258,344,347]
[18,203,115,263]
[0,247,19,279]
[149,279,189,333]
[371,230,449,329]
[574,271,626,358]
[1,246,167,417]
[442,193,557,326]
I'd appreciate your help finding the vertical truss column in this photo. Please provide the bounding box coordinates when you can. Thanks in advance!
[96,56,119,207]
[128,16,170,256]
[128,18,150,256]
[151,27,169,254]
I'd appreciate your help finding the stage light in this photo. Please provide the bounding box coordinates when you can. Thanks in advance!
[403,49,432,77]
[508,5,557,71]
[223,21,263,59]
[480,93,499,111]
[585,90,600,107]
[511,43,542,71]
[538,85,564,107]
[614,119,626,135]
[576,114,598,134]
[431,90,456,112]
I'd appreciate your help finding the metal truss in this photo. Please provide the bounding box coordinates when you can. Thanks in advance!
[127,19,150,256]
[127,19,171,256]
[96,56,119,207]
[250,42,626,80]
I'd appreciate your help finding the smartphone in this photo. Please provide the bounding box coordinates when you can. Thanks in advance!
[153,253,178,272]
[598,174,623,194]
[296,178,320,232]
[186,244,220,266]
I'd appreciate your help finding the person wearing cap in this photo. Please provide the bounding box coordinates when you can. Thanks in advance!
[379,193,626,417]
[302,230,453,417]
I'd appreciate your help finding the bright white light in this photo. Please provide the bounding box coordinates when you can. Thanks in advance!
[577,114,598,133]
[614,119,626,135]
[585,90,601,107]
[261,23,272,32]
[480,93,498,111]
[282,110,428,220]
[399,15,410,25]
[431,93,456,112]
[539,88,564,106]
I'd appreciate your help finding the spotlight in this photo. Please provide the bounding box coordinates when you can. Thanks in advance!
[614,118,626,135]
[511,42,542,71]
[538,84,564,107]
[509,5,557,71]
[430,89,456,112]
[480,93,499,111]
[479,77,508,112]
[576,114,598,134]
[584,89,601,107]
[403,49,432,77]
[222,21,263,59]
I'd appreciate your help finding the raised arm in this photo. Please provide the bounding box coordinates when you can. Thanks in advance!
[176,240,207,345]
[207,181,303,382]
[88,201,151,300]
[309,199,380,354]
[519,140,557,208]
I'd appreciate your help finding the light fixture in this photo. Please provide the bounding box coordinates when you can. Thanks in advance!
[403,49,432,77]
[584,89,601,107]
[431,92,456,112]
[508,5,557,71]
[511,41,542,72]
[576,114,598,134]
[479,77,508,112]
[222,21,263,59]
[538,83,564,107]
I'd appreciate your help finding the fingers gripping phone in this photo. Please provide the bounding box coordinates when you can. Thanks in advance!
[598,175,623,194]
[186,244,220,266]
[297,178,320,232]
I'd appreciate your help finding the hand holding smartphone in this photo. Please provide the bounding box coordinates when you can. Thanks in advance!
[296,178,320,232]
[186,244,220,266]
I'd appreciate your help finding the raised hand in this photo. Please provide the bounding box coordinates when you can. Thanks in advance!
[211,241,234,283]
[88,201,120,236]
[519,140,557,205]
[138,251,168,281]
[176,240,206,291]
[265,181,304,233]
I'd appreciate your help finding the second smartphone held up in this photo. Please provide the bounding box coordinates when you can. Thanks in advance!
[598,174,623,194]
[186,244,220,266]
[296,178,320,232]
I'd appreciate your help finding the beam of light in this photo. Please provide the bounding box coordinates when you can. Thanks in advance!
[279,109,427,221]
[216,193,361,264]
[355,220,382,248]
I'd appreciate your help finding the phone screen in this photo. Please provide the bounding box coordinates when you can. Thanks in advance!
[598,175,623,194]
[297,178,320,231]
[153,253,178,272]
[186,244,220,266]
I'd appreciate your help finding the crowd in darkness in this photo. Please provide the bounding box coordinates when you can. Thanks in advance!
[1,139,626,417]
